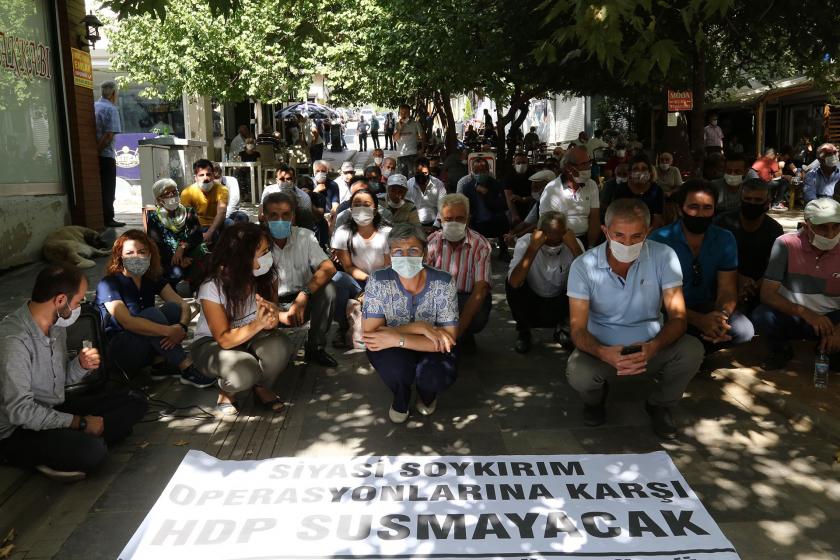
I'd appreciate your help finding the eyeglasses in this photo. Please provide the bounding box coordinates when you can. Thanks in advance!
[390,247,423,257]
[692,260,703,287]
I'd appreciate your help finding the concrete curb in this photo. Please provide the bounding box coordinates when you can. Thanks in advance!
[714,367,840,441]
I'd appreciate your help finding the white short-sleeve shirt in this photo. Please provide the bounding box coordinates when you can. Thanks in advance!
[272,226,329,294]
[194,279,258,340]
[331,225,392,274]
[538,178,600,236]
[406,176,446,224]
[508,234,583,298]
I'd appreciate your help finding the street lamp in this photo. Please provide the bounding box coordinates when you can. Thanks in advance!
[79,13,103,48]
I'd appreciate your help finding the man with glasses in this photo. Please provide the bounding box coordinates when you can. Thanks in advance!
[566,199,703,439]
[649,180,754,356]
[0,264,147,481]
[538,146,601,248]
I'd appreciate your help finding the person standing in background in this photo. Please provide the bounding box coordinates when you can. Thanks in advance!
[94,81,124,227]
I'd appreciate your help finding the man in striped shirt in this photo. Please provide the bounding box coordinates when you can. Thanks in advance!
[753,198,840,370]
[425,194,492,353]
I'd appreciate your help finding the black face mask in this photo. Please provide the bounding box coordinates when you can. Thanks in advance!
[740,201,767,220]
[415,173,429,185]
[683,214,713,235]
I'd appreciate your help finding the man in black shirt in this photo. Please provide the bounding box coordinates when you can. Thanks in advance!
[504,152,534,226]
[715,179,784,313]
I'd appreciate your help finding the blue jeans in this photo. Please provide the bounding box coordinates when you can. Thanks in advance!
[332,271,365,329]
[687,302,755,354]
[109,302,186,374]
[366,347,459,413]
[457,291,491,338]
[752,304,840,351]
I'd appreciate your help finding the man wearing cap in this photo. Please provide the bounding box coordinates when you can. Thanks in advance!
[379,174,420,225]
[539,146,601,248]
[425,194,492,354]
[752,198,840,370]
[803,143,839,203]
[336,161,356,205]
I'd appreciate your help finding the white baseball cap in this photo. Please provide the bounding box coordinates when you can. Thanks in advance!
[804,197,840,225]
[529,169,556,182]
[340,161,355,173]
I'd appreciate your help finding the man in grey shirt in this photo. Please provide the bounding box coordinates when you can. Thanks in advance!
[0,264,147,481]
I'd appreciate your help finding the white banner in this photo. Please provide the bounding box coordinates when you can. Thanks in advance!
[120,450,739,560]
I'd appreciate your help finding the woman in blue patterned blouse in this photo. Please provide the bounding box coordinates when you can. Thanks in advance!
[362,223,460,424]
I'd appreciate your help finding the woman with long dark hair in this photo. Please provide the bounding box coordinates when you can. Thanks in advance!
[190,223,294,413]
[95,229,214,387]
[329,188,391,346]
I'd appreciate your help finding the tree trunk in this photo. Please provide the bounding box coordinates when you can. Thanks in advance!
[690,39,706,152]
[495,103,508,167]
[437,90,458,155]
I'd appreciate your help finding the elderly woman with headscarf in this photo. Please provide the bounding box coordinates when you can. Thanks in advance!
[146,178,207,293]
[362,223,459,424]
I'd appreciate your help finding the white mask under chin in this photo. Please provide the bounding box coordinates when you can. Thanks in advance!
[55,302,81,328]
[811,231,840,251]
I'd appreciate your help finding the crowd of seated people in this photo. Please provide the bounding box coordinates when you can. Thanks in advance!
[4,108,839,481]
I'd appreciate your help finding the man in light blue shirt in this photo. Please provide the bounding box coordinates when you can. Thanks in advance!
[566,199,703,439]
[94,80,123,227]
[802,143,839,203]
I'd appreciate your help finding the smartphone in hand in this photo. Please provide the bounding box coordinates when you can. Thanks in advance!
[621,345,642,355]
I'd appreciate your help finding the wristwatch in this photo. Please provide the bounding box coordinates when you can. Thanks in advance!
[398,336,406,348]
[78,416,87,431]
[300,286,312,298]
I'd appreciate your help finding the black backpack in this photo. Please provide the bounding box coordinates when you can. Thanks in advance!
[64,302,109,396]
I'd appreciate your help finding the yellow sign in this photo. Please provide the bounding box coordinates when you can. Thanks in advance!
[71,47,93,89]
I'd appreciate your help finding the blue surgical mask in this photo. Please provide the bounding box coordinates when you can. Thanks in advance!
[268,220,292,239]
[474,173,487,183]
[391,256,424,278]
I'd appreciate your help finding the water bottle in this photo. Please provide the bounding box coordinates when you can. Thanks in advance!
[814,352,829,389]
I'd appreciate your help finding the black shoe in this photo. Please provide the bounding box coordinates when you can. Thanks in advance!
[149,361,179,380]
[106,219,126,227]
[582,382,608,426]
[762,344,793,370]
[305,348,338,367]
[553,327,573,350]
[514,332,531,354]
[459,333,477,355]
[645,402,677,440]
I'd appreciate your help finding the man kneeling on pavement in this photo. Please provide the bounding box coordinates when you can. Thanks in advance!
[0,264,147,480]
[566,199,704,439]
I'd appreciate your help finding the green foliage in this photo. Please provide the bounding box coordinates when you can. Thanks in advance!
[463,98,473,122]
[103,0,241,20]
[107,0,319,102]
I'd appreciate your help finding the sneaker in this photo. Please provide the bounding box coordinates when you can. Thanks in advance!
[106,219,126,227]
[179,365,216,388]
[553,327,573,351]
[514,331,531,354]
[761,344,794,370]
[645,402,677,440]
[388,406,409,424]
[416,398,438,416]
[304,347,338,367]
[770,202,788,211]
[35,464,86,482]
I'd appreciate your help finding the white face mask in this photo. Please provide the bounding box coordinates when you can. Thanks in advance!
[314,171,327,183]
[514,164,528,174]
[711,120,718,126]
[616,150,626,157]
[442,221,467,242]
[609,237,644,263]
[161,196,180,211]
[542,244,564,256]
[351,206,375,226]
[382,168,394,178]
[659,163,671,171]
[387,197,405,209]
[123,256,151,276]
[245,143,255,151]
[575,169,591,183]
[391,256,423,278]
[631,171,651,184]
[254,252,273,276]
[811,230,840,251]
[724,174,743,187]
[616,176,628,184]
[374,157,384,165]
[54,300,81,328]
[824,154,839,168]
[199,180,214,192]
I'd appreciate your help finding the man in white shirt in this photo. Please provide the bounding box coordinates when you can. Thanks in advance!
[704,114,724,154]
[506,211,583,353]
[539,146,601,248]
[212,163,248,223]
[392,103,426,176]
[261,192,338,367]
[406,157,447,228]
[336,161,356,204]
[229,124,250,158]
[260,164,313,212]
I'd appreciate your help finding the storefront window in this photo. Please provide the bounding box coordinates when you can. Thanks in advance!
[0,0,63,190]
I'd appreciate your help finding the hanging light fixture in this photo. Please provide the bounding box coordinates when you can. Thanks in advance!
[79,12,103,48]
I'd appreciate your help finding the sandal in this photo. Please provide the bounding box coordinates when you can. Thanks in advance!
[258,396,286,413]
